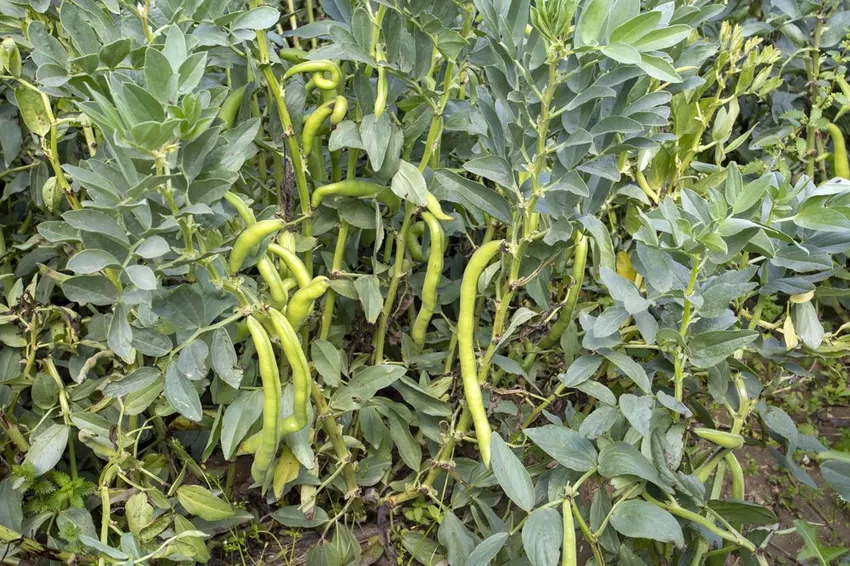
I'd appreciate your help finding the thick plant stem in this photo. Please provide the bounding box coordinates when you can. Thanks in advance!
[535,232,589,353]
[747,267,769,331]
[571,498,606,565]
[805,16,824,179]
[251,11,313,276]
[659,500,761,558]
[43,358,77,479]
[284,0,299,47]
[310,382,358,496]
[562,496,577,566]
[0,227,11,295]
[674,254,701,414]
[373,202,415,363]
[319,220,349,340]
[98,464,119,566]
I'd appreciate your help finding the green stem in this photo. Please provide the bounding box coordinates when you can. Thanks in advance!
[0,226,11,295]
[319,220,349,340]
[806,15,824,178]
[373,203,415,362]
[251,9,313,276]
[571,498,606,565]
[747,267,769,331]
[310,382,358,496]
[43,358,77,479]
[674,254,701,412]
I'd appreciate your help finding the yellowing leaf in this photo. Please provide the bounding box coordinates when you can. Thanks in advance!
[790,290,814,303]
[616,251,637,283]
[15,87,51,136]
[273,446,301,499]
[783,315,798,351]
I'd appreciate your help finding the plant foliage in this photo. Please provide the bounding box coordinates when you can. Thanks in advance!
[1,0,850,564]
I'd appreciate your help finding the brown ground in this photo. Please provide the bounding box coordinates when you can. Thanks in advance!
[754,404,850,563]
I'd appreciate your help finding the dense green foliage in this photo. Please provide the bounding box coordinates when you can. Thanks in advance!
[1,0,850,564]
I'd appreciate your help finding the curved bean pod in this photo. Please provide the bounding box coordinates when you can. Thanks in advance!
[279,47,308,63]
[694,427,744,449]
[425,192,453,221]
[224,193,287,306]
[540,233,588,349]
[827,123,849,178]
[228,219,286,274]
[330,95,348,125]
[284,60,341,91]
[246,316,281,482]
[267,243,311,289]
[277,231,297,279]
[302,100,336,158]
[411,212,445,346]
[268,309,311,434]
[406,221,426,262]
[286,276,330,329]
[218,85,247,129]
[310,180,400,214]
[725,452,745,500]
[458,239,504,467]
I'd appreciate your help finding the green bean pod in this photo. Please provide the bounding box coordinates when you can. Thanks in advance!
[256,255,288,308]
[277,231,297,279]
[246,316,281,482]
[540,233,588,349]
[304,77,317,99]
[218,85,247,129]
[696,448,732,482]
[837,77,850,119]
[228,219,286,274]
[284,60,341,91]
[406,222,426,262]
[311,180,400,214]
[458,239,504,467]
[375,47,388,118]
[725,452,745,500]
[411,213,445,346]
[279,47,308,63]
[302,100,336,158]
[330,95,348,125]
[267,243,311,289]
[311,71,336,91]
[694,427,744,449]
[236,429,262,456]
[268,309,311,434]
[286,276,330,329]
[281,277,298,296]
[224,193,286,307]
[223,191,255,224]
[827,123,850,178]
[425,192,454,221]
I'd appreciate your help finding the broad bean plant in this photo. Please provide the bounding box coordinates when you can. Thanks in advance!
[0,0,849,564]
